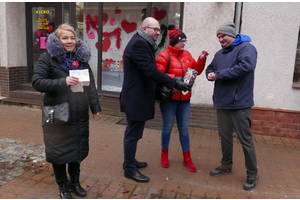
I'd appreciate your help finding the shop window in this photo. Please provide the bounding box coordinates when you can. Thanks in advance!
[151,2,181,56]
[74,2,182,92]
[101,2,148,92]
[63,3,70,24]
[74,2,99,89]
[293,30,300,88]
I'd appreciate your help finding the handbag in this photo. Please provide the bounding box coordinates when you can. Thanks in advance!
[155,51,174,102]
[42,102,70,125]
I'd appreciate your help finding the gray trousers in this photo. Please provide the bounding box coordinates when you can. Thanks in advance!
[217,108,258,176]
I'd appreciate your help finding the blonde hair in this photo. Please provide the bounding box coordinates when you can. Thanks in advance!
[55,23,77,42]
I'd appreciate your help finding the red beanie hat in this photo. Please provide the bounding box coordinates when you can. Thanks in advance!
[168,25,186,47]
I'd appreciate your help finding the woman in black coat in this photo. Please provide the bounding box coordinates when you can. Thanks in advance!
[32,23,101,199]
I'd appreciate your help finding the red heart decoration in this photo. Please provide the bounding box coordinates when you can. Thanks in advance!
[121,20,137,34]
[102,38,111,51]
[115,7,121,14]
[105,58,114,66]
[36,30,43,37]
[91,15,98,25]
[102,13,108,26]
[46,25,53,32]
[152,7,166,21]
[95,42,98,49]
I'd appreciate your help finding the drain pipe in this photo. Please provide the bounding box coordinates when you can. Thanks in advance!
[234,2,243,33]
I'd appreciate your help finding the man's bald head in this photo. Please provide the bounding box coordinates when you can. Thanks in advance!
[142,17,159,28]
[141,17,161,41]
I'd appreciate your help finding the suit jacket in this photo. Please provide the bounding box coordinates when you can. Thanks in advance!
[120,33,176,121]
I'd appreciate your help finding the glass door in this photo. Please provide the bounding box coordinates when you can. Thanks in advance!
[26,2,62,82]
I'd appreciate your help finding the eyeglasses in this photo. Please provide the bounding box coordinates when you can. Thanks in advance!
[146,26,161,33]
[179,39,187,44]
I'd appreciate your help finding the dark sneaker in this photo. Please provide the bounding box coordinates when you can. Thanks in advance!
[210,165,233,176]
[243,175,259,191]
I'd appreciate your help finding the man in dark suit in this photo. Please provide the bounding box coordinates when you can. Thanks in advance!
[120,17,191,182]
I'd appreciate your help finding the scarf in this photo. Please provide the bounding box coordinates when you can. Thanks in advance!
[137,26,158,52]
[58,52,83,73]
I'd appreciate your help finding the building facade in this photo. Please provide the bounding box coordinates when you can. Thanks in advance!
[1,2,300,138]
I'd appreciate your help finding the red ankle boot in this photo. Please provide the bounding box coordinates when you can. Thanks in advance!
[183,151,196,172]
[161,149,169,168]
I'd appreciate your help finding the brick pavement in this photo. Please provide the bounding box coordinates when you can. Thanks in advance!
[0,103,300,199]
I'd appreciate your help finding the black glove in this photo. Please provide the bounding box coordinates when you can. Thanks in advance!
[174,80,192,92]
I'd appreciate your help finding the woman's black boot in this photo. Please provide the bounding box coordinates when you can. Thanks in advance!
[69,175,87,197]
[58,180,73,199]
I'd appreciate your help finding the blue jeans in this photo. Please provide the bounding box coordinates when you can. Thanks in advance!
[159,101,191,152]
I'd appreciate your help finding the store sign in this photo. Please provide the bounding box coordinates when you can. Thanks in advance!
[36,10,50,14]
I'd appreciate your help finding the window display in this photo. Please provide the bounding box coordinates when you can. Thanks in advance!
[75,2,182,92]
[100,3,146,92]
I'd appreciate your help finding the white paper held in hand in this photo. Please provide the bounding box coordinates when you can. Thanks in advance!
[69,69,90,92]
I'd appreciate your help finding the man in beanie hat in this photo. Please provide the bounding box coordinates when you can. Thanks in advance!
[206,22,259,191]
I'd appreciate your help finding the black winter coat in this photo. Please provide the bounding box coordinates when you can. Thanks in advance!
[32,37,101,165]
[120,33,176,121]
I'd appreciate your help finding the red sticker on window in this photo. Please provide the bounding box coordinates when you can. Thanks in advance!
[72,60,79,67]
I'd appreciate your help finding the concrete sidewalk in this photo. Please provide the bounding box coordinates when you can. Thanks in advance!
[0,104,300,199]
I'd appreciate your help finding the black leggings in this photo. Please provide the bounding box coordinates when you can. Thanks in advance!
[52,162,80,185]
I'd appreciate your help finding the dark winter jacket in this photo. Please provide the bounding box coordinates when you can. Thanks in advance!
[156,44,206,101]
[120,33,177,121]
[206,34,257,109]
[32,33,101,165]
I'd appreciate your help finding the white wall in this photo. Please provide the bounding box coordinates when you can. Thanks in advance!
[185,2,300,111]
[183,2,235,105]
[242,2,300,111]
[0,2,26,67]
[0,2,8,67]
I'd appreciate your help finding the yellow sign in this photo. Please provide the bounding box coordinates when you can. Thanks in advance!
[36,18,50,30]
[36,10,50,14]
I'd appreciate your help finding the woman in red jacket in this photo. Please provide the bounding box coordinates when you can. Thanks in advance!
[156,25,208,172]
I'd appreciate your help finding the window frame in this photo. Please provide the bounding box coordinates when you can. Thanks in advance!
[292,30,300,89]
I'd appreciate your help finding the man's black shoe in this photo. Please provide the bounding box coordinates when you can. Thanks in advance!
[243,175,259,190]
[210,165,233,176]
[137,161,147,168]
[124,169,150,182]
[123,161,147,170]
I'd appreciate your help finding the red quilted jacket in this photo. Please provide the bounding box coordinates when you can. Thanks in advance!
[156,44,206,101]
